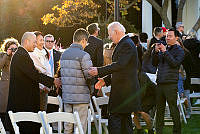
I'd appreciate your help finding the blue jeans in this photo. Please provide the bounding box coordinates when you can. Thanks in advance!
[178,74,185,96]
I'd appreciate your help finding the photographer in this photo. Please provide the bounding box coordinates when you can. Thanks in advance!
[0,38,19,129]
[152,28,184,134]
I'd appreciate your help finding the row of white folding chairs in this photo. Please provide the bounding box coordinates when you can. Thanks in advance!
[47,95,63,133]
[8,111,84,134]
[89,87,187,133]
[0,95,63,134]
[189,78,200,114]
[88,96,109,134]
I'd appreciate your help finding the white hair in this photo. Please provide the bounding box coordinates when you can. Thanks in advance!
[107,22,126,33]
[21,32,35,46]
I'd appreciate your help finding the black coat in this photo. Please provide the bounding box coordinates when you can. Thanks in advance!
[183,39,200,77]
[183,38,200,92]
[149,36,167,49]
[182,50,193,90]
[152,44,184,84]
[84,36,104,67]
[142,46,157,74]
[98,36,141,113]
[7,47,54,112]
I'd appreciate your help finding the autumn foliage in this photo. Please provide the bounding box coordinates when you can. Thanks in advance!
[41,0,100,27]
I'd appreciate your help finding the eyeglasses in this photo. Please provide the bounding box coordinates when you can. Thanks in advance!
[46,40,54,43]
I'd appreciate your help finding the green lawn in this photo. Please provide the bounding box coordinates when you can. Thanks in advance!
[91,114,200,134]
[163,114,200,134]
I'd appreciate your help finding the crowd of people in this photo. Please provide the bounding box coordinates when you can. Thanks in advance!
[0,21,200,134]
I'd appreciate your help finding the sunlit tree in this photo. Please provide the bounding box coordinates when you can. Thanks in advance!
[41,0,101,27]
[41,0,141,27]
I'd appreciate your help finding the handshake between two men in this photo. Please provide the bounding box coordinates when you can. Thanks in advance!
[53,68,104,94]
[88,67,105,90]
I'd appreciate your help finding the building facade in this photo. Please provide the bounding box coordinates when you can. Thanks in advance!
[142,0,200,39]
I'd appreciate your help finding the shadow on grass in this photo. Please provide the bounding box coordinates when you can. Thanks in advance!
[91,115,200,134]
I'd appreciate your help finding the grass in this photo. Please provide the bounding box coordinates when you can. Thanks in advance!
[91,114,200,134]
[163,114,200,134]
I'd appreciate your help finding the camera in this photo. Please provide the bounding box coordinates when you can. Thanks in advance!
[11,48,17,52]
[156,43,161,46]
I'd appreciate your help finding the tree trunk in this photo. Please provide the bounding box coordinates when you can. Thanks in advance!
[161,13,172,29]
[146,0,172,28]
[177,0,186,22]
[192,17,200,32]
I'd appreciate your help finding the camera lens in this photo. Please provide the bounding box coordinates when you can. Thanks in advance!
[11,48,17,52]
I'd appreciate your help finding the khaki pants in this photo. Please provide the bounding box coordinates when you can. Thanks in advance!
[64,103,88,134]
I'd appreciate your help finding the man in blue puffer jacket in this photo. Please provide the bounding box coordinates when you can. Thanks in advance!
[152,28,184,134]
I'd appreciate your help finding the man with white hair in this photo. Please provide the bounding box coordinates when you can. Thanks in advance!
[89,22,141,134]
[7,32,61,134]
[176,22,187,40]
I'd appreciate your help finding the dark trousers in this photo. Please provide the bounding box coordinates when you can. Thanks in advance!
[108,113,133,134]
[156,83,181,134]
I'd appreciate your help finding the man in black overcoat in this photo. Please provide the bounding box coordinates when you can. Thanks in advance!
[7,32,61,134]
[84,23,104,67]
[89,22,141,134]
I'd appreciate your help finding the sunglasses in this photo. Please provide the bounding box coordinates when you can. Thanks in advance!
[46,40,54,43]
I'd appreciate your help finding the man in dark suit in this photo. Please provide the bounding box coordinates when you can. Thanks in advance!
[44,34,61,76]
[149,27,165,48]
[84,23,104,97]
[44,34,61,96]
[44,34,61,131]
[7,32,61,134]
[85,23,104,67]
[89,22,141,134]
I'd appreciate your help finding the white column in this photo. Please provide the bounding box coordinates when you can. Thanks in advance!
[197,0,200,40]
[142,0,152,38]
[183,0,199,35]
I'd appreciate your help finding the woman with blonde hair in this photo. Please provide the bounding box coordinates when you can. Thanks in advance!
[0,37,19,128]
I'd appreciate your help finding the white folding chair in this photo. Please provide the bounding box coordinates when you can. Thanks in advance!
[0,118,6,134]
[92,96,109,134]
[177,94,187,124]
[189,78,200,114]
[47,96,63,112]
[47,95,63,132]
[101,86,111,97]
[8,111,47,134]
[41,111,84,134]
[88,100,99,134]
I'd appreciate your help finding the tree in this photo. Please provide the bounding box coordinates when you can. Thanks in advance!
[41,0,101,27]
[41,0,141,27]
[41,0,141,39]
[146,0,200,32]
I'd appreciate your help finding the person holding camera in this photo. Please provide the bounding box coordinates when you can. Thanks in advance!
[152,28,184,134]
[0,38,19,129]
